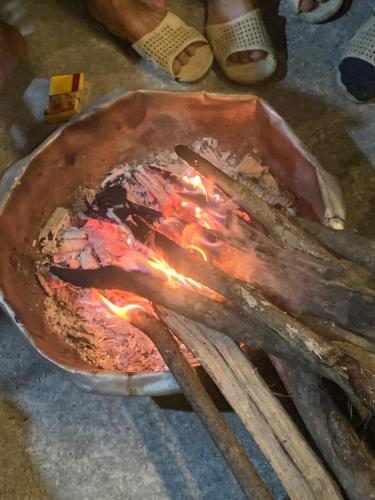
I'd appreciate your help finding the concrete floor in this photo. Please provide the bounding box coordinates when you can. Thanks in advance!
[0,0,374,498]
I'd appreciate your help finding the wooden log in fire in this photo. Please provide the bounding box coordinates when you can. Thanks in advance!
[89,182,375,333]
[50,266,375,414]
[175,145,334,260]
[294,217,375,273]
[175,146,375,290]
[126,309,272,500]
[272,357,375,500]
[159,308,342,500]
[135,217,375,335]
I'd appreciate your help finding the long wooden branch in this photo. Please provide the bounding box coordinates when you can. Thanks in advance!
[294,217,375,273]
[127,310,271,500]
[50,266,375,414]
[175,145,333,260]
[159,308,342,500]
[272,357,375,500]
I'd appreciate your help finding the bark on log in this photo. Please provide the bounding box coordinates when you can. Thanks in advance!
[301,316,375,354]
[272,357,375,500]
[159,308,342,500]
[50,266,375,414]
[128,310,271,500]
[295,217,375,273]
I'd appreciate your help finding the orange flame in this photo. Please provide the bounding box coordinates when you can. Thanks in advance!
[182,174,208,199]
[186,244,208,261]
[146,256,202,289]
[180,223,209,262]
[99,293,146,320]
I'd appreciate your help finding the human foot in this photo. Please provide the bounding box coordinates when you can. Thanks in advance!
[88,0,205,76]
[0,21,26,91]
[300,0,338,13]
[206,0,267,64]
[289,0,343,23]
[205,0,276,84]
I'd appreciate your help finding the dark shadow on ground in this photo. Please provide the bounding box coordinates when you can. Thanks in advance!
[0,399,50,499]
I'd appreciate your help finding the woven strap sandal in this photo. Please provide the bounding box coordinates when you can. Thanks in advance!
[288,0,343,23]
[132,11,213,82]
[205,10,276,85]
[337,16,375,103]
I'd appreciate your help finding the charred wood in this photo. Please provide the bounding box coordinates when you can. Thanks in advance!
[273,357,375,500]
[294,217,375,274]
[160,309,342,500]
[128,310,272,500]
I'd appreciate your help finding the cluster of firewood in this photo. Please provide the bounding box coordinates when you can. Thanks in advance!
[52,146,375,500]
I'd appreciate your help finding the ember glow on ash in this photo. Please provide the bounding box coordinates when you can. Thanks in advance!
[42,140,268,371]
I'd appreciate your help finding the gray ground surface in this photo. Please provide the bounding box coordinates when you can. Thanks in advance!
[0,0,374,498]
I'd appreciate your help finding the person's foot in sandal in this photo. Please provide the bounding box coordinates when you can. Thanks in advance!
[88,0,213,82]
[337,16,375,103]
[289,0,344,24]
[206,0,276,84]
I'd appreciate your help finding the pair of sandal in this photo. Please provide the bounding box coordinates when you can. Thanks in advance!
[131,0,340,84]
[131,1,375,102]
[132,8,275,85]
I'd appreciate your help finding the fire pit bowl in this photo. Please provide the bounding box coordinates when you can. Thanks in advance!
[0,90,345,396]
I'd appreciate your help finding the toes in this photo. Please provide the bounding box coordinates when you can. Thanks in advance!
[229,53,239,63]
[238,51,249,64]
[185,44,197,57]
[228,50,268,65]
[178,50,190,65]
[173,44,205,75]
[299,0,319,12]
[249,50,268,62]
[173,58,182,76]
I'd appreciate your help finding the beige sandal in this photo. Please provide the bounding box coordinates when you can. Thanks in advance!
[132,12,213,82]
[205,10,276,85]
[288,0,344,23]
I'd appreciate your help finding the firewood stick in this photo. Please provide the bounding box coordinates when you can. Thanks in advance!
[127,309,272,500]
[135,217,375,333]
[294,217,375,273]
[175,145,333,260]
[272,357,375,500]
[159,308,342,500]
[50,266,375,414]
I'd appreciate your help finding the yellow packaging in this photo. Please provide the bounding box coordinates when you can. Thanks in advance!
[44,73,85,124]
